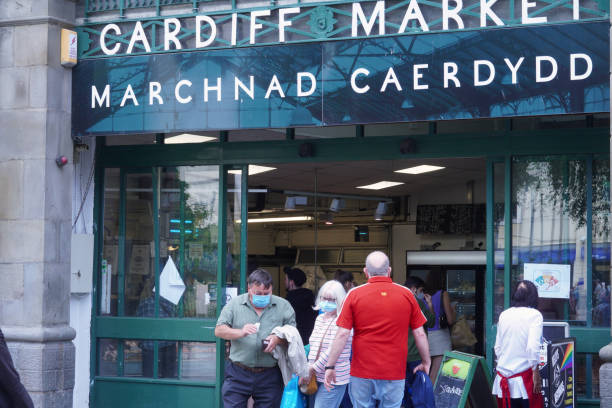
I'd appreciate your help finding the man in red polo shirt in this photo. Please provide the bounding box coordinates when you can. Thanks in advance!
[323,251,431,408]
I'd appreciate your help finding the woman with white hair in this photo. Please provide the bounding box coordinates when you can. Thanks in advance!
[299,280,353,408]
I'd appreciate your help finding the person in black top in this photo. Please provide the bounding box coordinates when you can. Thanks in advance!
[0,328,34,408]
[284,267,317,345]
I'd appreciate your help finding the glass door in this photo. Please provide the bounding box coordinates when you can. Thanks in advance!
[92,165,248,408]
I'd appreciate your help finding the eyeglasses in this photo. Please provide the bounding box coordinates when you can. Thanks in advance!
[321,296,336,302]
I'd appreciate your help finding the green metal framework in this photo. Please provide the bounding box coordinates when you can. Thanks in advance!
[78,0,609,59]
[91,125,611,407]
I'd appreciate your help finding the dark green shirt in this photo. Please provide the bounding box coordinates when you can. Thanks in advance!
[407,297,435,362]
[216,293,296,367]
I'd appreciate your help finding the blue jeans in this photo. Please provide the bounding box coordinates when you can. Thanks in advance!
[312,382,347,408]
[349,376,404,408]
[402,360,421,408]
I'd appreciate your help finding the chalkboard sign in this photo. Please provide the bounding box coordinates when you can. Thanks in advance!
[433,351,496,408]
[416,204,486,235]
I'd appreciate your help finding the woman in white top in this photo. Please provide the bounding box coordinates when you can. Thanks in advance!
[299,280,352,408]
[492,280,543,408]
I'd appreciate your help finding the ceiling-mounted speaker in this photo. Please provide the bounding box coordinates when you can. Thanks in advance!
[299,142,315,158]
[400,138,417,154]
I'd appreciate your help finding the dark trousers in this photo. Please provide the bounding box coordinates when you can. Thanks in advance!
[496,398,531,408]
[222,361,283,408]
[402,360,422,408]
[142,345,177,378]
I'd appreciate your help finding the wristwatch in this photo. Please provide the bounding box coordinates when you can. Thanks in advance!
[325,366,335,370]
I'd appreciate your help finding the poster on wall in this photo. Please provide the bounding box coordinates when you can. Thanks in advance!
[524,263,571,299]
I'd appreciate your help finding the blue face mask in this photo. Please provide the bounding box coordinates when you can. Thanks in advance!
[252,294,271,308]
[320,301,337,313]
[416,292,425,301]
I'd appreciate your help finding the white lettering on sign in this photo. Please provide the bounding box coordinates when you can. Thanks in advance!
[535,56,558,82]
[88,54,595,109]
[91,85,110,108]
[441,384,463,396]
[352,1,386,37]
[398,0,429,33]
[94,1,587,54]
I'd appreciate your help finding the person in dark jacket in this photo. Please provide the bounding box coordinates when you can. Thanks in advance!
[0,328,34,408]
[284,267,317,345]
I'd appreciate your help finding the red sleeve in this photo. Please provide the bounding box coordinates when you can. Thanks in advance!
[409,295,427,330]
[336,291,354,330]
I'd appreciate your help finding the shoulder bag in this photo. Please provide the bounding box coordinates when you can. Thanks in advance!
[299,319,334,395]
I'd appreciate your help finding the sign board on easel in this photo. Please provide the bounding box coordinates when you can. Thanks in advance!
[434,351,496,408]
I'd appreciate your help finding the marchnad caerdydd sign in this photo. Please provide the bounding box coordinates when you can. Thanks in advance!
[72,21,609,136]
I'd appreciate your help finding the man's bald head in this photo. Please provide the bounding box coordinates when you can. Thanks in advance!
[365,251,391,277]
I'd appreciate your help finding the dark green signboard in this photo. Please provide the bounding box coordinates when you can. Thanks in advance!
[433,351,495,408]
[72,21,609,136]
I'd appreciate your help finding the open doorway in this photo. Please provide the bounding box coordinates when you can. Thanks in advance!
[244,157,487,352]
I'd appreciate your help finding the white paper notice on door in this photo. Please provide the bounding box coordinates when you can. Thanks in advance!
[101,260,112,314]
[524,263,571,299]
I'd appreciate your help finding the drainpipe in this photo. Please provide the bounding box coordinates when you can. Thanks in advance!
[600,17,612,405]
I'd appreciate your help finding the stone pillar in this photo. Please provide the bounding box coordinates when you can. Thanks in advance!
[0,1,76,407]
[600,13,612,406]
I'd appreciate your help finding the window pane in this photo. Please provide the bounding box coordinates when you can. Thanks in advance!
[98,338,118,377]
[124,172,154,317]
[101,169,120,316]
[493,162,505,322]
[511,158,587,322]
[180,342,216,382]
[227,170,243,290]
[592,158,610,327]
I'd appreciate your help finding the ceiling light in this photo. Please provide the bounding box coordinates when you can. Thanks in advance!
[394,165,445,174]
[374,202,387,221]
[228,165,276,176]
[356,181,404,190]
[285,197,296,210]
[329,198,344,212]
[165,134,217,144]
[237,216,313,224]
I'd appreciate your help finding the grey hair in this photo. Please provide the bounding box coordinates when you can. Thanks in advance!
[313,280,347,311]
[248,269,273,288]
[365,251,390,276]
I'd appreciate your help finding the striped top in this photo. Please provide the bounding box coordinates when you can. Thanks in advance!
[307,314,352,385]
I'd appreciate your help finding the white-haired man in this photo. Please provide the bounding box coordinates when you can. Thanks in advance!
[323,251,431,408]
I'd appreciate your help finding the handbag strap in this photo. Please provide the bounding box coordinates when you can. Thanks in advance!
[314,319,335,362]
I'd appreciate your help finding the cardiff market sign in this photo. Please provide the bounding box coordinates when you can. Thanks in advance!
[72,0,610,136]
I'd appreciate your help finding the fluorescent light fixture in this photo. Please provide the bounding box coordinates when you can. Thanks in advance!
[237,216,313,224]
[165,134,217,144]
[374,202,387,221]
[228,165,276,176]
[356,181,404,190]
[394,165,445,174]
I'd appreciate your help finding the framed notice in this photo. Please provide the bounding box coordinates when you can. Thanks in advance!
[524,263,571,299]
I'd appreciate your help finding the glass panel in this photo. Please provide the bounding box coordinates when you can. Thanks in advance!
[101,169,120,316]
[575,353,587,397]
[493,162,505,322]
[143,166,220,318]
[511,158,587,323]
[98,338,118,377]
[122,339,178,379]
[124,172,154,317]
[180,342,217,382]
[227,169,243,290]
[592,158,610,327]
[180,166,220,318]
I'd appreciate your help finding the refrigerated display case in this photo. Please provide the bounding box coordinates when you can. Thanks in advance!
[446,268,484,354]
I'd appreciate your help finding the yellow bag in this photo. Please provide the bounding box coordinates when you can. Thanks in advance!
[299,374,318,395]
[450,316,477,348]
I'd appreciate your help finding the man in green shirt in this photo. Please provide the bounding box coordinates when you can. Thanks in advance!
[215,268,296,407]
[404,276,435,408]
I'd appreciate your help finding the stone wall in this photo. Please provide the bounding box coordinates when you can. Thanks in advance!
[0,1,76,406]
